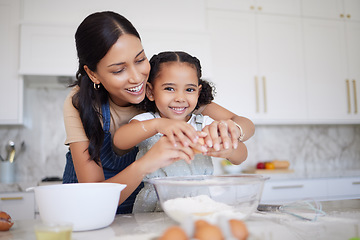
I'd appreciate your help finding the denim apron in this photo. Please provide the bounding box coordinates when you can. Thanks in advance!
[62,100,143,214]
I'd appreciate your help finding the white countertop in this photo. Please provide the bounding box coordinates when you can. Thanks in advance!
[1,199,359,240]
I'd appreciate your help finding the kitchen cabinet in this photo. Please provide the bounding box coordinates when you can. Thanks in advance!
[207,0,301,16]
[327,177,360,200]
[302,12,360,123]
[301,0,360,21]
[207,8,307,124]
[0,0,23,124]
[0,192,35,220]
[19,0,207,76]
[260,177,360,204]
[260,178,328,204]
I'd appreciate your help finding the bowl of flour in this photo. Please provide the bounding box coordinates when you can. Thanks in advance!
[149,175,268,223]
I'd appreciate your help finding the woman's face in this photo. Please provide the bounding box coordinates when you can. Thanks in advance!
[91,34,150,107]
[147,62,201,121]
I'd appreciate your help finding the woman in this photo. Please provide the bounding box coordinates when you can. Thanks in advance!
[62,11,255,214]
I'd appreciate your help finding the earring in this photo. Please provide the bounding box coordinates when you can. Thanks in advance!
[93,83,100,90]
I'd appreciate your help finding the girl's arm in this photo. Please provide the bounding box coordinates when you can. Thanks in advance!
[113,118,200,150]
[70,136,195,205]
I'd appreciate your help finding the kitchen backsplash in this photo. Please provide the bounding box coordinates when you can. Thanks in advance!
[0,81,359,183]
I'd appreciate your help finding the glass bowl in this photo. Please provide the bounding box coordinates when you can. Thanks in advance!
[149,175,268,223]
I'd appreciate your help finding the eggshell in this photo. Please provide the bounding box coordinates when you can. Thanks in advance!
[159,226,188,240]
[229,219,249,240]
[192,137,205,154]
[194,220,224,240]
[0,211,14,231]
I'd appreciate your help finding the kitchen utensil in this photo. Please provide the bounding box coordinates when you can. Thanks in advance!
[257,199,326,221]
[5,141,15,163]
[27,183,126,231]
[149,174,269,223]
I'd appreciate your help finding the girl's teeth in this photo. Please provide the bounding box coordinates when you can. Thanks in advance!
[171,107,186,111]
[128,83,143,92]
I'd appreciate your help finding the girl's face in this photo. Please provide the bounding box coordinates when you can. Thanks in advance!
[87,34,150,107]
[146,62,201,121]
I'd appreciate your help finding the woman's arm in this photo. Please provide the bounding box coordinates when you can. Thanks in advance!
[200,102,255,151]
[113,118,200,150]
[70,136,195,205]
[201,102,255,141]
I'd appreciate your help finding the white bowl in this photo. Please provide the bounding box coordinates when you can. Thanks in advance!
[149,175,268,223]
[28,183,126,231]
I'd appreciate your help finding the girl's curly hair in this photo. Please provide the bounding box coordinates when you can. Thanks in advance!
[137,51,216,113]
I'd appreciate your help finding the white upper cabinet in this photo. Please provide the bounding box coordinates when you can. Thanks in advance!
[302,0,360,21]
[302,0,360,123]
[19,0,207,76]
[207,6,306,124]
[0,0,23,124]
[207,0,301,16]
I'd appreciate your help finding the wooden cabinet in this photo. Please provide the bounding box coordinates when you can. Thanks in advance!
[207,7,306,124]
[0,0,23,124]
[0,192,35,220]
[302,2,360,123]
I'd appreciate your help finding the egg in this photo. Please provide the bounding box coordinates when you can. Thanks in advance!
[229,219,249,240]
[159,226,188,240]
[0,211,14,231]
[194,220,224,240]
[192,137,205,154]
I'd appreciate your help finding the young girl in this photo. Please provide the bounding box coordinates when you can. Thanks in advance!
[114,51,248,212]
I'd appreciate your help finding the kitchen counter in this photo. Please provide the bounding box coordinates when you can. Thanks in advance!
[1,169,360,192]
[1,199,359,240]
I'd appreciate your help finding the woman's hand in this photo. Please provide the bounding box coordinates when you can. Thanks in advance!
[201,119,241,151]
[137,135,195,175]
[155,119,206,148]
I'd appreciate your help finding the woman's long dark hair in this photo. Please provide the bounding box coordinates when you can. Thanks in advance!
[137,51,215,113]
[71,11,141,164]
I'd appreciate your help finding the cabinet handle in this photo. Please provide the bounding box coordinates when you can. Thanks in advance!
[250,5,255,10]
[263,76,267,113]
[272,185,304,189]
[258,6,262,11]
[346,79,351,113]
[340,13,344,18]
[347,14,351,19]
[0,197,23,201]
[352,181,360,185]
[353,80,358,114]
[255,76,259,112]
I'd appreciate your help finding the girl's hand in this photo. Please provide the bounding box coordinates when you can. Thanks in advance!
[138,136,195,174]
[155,119,204,148]
[201,120,241,151]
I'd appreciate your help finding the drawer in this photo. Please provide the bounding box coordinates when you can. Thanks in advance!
[0,192,35,220]
[327,177,360,200]
[260,179,328,204]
